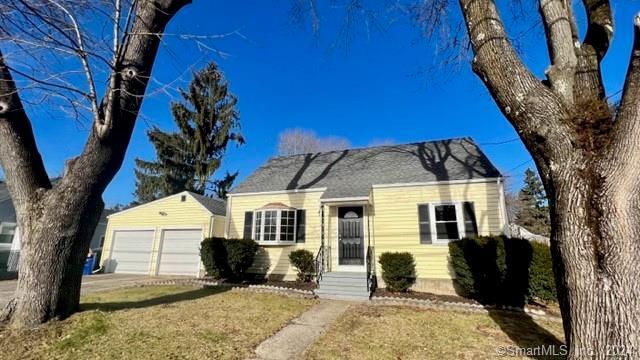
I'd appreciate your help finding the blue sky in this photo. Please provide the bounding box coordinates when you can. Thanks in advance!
[9,1,638,207]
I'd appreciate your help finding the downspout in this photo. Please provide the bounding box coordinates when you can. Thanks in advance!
[224,195,232,238]
[497,177,511,236]
[369,190,376,291]
[320,203,326,271]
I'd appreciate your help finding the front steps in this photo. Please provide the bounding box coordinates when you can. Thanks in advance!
[315,271,370,301]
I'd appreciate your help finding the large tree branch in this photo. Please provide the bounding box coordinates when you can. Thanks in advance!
[604,15,640,187]
[539,0,577,106]
[61,0,191,195]
[574,0,612,104]
[458,0,576,177]
[48,0,101,125]
[0,51,50,207]
[582,0,613,60]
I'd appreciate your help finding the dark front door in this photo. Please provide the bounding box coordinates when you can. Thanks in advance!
[338,207,364,266]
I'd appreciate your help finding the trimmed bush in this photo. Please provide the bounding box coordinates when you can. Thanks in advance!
[200,238,226,278]
[200,237,258,280]
[528,241,557,302]
[288,249,315,282]
[379,252,416,293]
[448,236,556,306]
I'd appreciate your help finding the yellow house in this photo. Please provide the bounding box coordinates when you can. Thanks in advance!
[100,191,226,277]
[226,138,509,299]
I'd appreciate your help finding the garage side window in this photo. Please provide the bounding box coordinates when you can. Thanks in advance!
[252,209,297,245]
[0,223,16,244]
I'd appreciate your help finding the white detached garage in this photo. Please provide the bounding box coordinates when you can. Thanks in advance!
[101,191,226,277]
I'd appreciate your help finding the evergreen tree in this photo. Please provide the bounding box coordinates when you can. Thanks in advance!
[514,168,550,236]
[134,62,243,203]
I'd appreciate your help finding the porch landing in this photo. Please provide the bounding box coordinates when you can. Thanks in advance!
[315,271,370,301]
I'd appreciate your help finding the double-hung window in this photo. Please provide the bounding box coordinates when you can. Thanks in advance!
[418,202,477,244]
[434,204,460,241]
[252,209,297,244]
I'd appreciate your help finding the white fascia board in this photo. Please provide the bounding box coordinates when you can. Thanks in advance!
[320,197,371,203]
[107,191,191,218]
[227,187,327,197]
[371,178,501,189]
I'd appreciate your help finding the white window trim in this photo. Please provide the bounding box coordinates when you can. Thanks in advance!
[429,202,465,244]
[252,209,297,245]
[0,222,17,248]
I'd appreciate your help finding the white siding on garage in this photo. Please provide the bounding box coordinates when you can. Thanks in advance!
[157,229,202,276]
[109,230,154,274]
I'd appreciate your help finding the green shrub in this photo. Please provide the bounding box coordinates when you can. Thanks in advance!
[200,237,258,280]
[448,236,557,306]
[379,252,416,293]
[528,241,557,302]
[288,249,315,282]
[225,238,259,278]
[200,238,226,278]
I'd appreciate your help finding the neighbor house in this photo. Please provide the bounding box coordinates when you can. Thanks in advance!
[0,181,111,277]
[100,191,226,277]
[225,138,509,298]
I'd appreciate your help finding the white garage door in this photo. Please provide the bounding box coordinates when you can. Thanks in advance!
[158,229,202,276]
[109,230,154,274]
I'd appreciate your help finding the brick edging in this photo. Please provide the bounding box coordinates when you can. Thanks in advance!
[139,278,316,299]
[132,278,560,321]
[369,295,562,322]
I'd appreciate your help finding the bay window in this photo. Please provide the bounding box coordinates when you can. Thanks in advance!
[252,209,297,244]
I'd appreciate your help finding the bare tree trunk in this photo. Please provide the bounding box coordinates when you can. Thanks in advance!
[457,0,640,357]
[0,0,191,328]
[548,170,640,358]
[1,190,103,326]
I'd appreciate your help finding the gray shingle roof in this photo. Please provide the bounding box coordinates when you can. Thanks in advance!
[189,192,227,216]
[230,137,502,199]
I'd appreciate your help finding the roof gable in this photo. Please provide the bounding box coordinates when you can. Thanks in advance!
[189,192,226,216]
[231,137,502,198]
[109,191,226,218]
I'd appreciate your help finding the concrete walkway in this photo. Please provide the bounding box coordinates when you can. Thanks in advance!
[252,300,352,360]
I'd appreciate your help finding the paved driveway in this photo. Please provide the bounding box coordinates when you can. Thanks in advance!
[0,274,187,307]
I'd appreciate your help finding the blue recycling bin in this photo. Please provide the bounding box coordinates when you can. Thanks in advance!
[83,255,95,276]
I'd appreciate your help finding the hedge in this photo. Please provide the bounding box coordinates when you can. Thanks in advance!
[200,237,258,280]
[288,249,315,282]
[448,236,556,306]
[379,252,416,293]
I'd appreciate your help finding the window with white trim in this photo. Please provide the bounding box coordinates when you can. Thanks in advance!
[434,204,460,241]
[0,223,16,245]
[252,209,297,244]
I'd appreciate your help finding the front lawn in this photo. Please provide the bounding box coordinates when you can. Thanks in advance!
[0,285,315,360]
[304,305,565,360]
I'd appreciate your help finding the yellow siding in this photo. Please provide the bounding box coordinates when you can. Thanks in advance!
[227,191,325,280]
[227,181,506,282]
[212,215,226,237]
[101,193,215,275]
[371,181,506,280]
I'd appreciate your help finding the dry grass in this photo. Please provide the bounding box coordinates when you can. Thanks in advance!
[304,305,565,360]
[0,285,315,360]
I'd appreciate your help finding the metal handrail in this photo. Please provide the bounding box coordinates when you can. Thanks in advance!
[315,245,325,285]
[366,246,377,294]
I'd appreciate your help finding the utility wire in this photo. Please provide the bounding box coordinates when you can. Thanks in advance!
[479,137,520,146]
